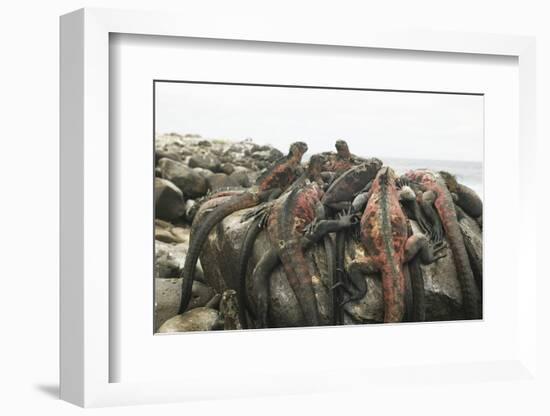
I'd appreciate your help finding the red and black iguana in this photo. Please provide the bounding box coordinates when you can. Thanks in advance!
[343,167,445,323]
[237,156,383,327]
[178,142,308,314]
[248,155,360,327]
[403,169,482,320]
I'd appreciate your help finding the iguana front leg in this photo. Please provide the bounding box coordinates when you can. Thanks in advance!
[251,211,358,328]
[404,234,447,264]
[340,256,377,306]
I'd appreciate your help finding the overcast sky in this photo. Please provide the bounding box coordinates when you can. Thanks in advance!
[155,82,483,162]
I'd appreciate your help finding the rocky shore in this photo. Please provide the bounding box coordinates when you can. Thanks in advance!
[154,133,483,332]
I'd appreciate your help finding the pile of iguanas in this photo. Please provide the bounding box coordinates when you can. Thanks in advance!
[177,141,483,328]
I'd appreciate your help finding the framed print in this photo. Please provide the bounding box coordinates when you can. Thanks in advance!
[60,8,537,407]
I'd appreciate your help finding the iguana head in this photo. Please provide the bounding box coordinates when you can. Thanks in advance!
[307,154,323,180]
[376,166,397,187]
[335,140,351,159]
[288,141,308,160]
[439,171,459,193]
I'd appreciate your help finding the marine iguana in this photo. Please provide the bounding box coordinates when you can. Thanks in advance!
[178,141,308,314]
[321,140,355,179]
[343,167,445,323]
[236,155,325,327]
[321,158,383,212]
[403,169,482,319]
[237,156,382,327]
[253,186,357,327]
[439,171,483,219]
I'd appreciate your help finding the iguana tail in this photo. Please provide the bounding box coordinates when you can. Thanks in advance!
[178,191,264,313]
[237,216,264,328]
[407,257,426,321]
[278,245,321,326]
[435,193,482,319]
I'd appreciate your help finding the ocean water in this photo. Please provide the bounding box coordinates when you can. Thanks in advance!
[383,157,483,199]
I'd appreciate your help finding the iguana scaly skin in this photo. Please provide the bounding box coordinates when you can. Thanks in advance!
[404,169,482,319]
[178,142,308,313]
[346,167,445,323]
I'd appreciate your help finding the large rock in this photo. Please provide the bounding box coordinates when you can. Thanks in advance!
[155,241,187,279]
[458,209,483,292]
[158,158,208,198]
[188,153,221,172]
[230,170,252,188]
[155,178,186,221]
[158,307,222,333]
[155,278,216,331]
[195,203,472,327]
[206,173,241,191]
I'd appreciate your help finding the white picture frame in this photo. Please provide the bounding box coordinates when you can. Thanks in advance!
[60,7,537,407]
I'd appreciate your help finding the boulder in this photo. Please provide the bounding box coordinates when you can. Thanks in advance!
[221,163,235,175]
[196,206,472,327]
[155,149,182,164]
[458,211,483,292]
[155,278,181,331]
[229,170,252,188]
[154,225,189,244]
[157,307,222,333]
[158,158,208,198]
[155,178,186,221]
[206,173,241,191]
[192,167,215,178]
[155,278,217,331]
[188,153,221,172]
[155,241,187,279]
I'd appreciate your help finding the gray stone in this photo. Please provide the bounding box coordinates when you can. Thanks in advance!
[155,149,182,164]
[220,289,241,330]
[155,178,186,221]
[154,225,189,244]
[155,278,182,331]
[459,211,483,291]
[158,158,208,198]
[206,173,240,191]
[192,167,215,178]
[155,241,187,279]
[188,281,217,310]
[229,170,252,188]
[188,153,221,172]
[221,163,235,175]
[157,307,222,333]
